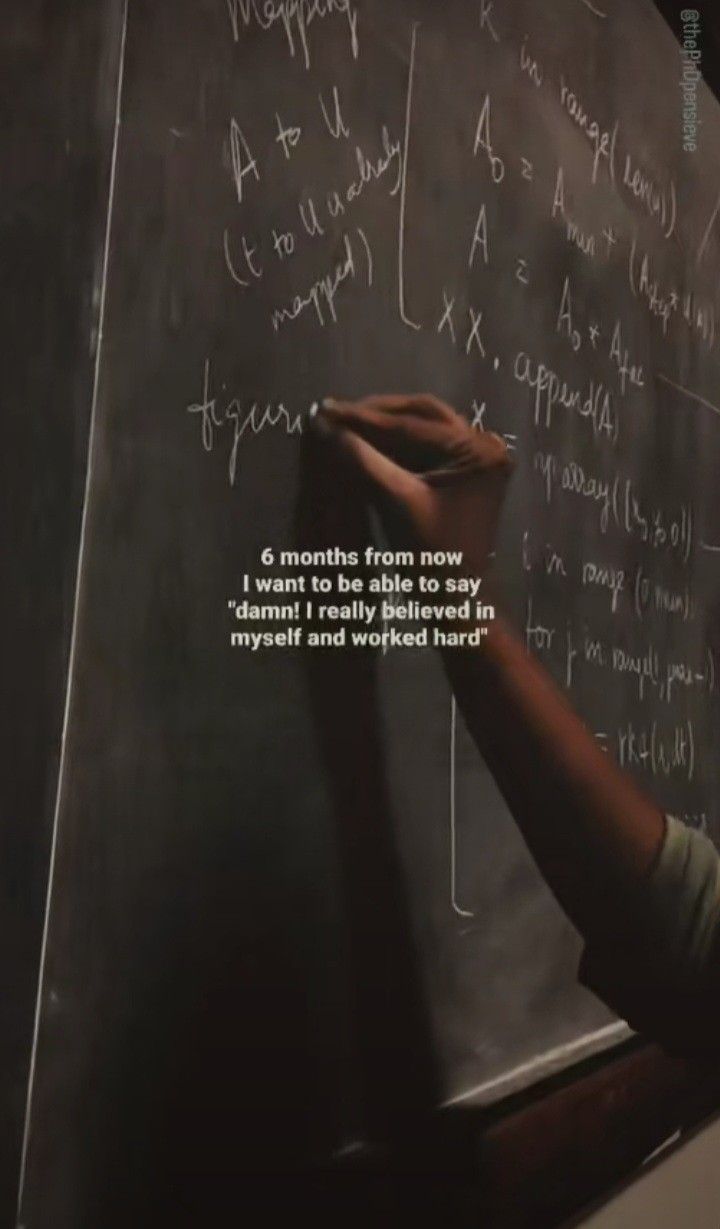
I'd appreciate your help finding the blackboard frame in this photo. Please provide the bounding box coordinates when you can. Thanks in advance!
[322,1039,720,1226]
[473,1038,720,1226]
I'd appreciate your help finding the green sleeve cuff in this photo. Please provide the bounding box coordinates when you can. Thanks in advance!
[648,815,720,976]
[579,818,720,1052]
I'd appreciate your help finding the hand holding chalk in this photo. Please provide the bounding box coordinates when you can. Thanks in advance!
[313,394,514,578]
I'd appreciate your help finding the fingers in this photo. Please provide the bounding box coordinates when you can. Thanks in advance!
[422,429,514,483]
[311,395,514,579]
[319,397,460,473]
[319,394,512,476]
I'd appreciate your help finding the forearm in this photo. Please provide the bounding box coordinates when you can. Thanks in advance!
[315,390,720,1046]
[441,615,666,947]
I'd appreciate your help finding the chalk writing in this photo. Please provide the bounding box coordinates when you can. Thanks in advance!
[186,360,303,485]
[225,0,359,71]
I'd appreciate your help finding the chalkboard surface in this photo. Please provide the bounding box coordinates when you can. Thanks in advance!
[18,0,720,1221]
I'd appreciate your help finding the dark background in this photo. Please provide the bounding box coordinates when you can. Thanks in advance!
[1,2,719,1225]
[0,0,124,1222]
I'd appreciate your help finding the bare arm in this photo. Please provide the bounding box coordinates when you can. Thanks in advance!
[442,616,664,947]
[316,394,666,954]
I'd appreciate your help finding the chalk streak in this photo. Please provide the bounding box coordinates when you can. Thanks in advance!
[656,373,720,418]
[444,1022,632,1107]
[697,191,720,265]
[450,698,474,919]
[398,22,421,331]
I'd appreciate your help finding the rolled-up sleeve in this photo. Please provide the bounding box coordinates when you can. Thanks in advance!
[579,816,720,1056]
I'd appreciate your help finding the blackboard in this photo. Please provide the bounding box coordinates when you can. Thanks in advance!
[17,0,720,1222]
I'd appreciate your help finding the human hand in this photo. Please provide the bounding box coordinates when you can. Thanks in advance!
[316,394,513,578]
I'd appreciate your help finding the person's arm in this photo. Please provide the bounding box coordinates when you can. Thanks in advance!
[315,394,720,1048]
[442,614,664,947]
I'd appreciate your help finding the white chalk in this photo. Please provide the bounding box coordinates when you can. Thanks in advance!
[309,401,319,418]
